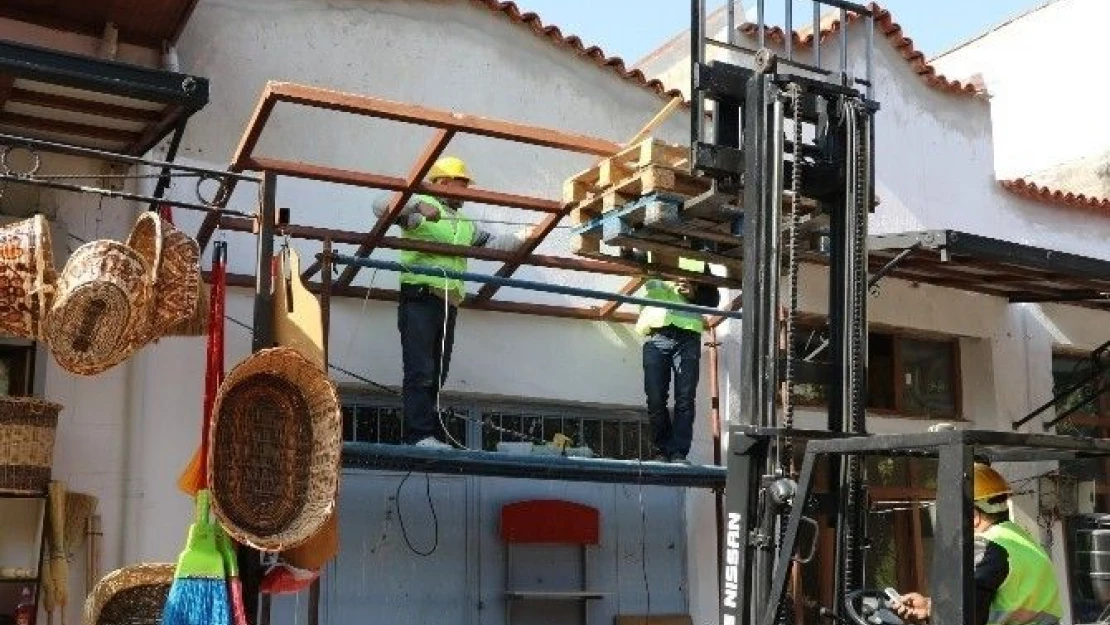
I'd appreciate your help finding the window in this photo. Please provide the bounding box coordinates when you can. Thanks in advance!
[341,398,652,461]
[1052,353,1110,508]
[791,326,961,418]
[0,344,35,396]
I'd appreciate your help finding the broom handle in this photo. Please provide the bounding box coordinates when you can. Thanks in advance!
[198,242,227,485]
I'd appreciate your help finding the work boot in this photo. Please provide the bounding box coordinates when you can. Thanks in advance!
[669,454,692,465]
[414,436,452,450]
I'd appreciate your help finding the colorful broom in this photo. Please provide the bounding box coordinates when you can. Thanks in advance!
[177,241,227,495]
[216,524,248,625]
[161,489,231,625]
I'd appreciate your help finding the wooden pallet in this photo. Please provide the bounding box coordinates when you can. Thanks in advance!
[571,193,745,270]
[563,137,691,205]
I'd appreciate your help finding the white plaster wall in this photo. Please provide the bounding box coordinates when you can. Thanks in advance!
[930,0,1110,180]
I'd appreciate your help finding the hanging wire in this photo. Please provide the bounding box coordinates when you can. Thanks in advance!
[395,471,439,557]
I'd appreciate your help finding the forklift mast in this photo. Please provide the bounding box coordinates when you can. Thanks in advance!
[687,1,879,623]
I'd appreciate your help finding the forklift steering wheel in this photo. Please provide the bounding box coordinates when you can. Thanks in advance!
[843,589,904,625]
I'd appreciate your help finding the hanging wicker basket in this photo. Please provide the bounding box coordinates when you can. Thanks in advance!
[83,563,174,625]
[0,396,62,494]
[45,240,153,376]
[0,214,57,340]
[125,212,201,344]
[208,347,341,552]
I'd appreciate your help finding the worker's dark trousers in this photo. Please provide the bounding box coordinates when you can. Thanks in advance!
[398,284,458,443]
[643,326,701,457]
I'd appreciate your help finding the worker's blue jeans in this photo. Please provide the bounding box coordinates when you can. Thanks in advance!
[398,285,457,443]
[643,326,701,457]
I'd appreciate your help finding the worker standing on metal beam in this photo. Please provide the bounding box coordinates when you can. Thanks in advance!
[634,257,720,464]
[892,463,1063,625]
[372,156,531,449]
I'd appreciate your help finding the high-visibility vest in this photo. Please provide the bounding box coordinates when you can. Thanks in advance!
[634,258,706,336]
[981,521,1063,625]
[399,195,475,303]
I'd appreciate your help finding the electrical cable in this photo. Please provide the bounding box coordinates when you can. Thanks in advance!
[395,470,439,557]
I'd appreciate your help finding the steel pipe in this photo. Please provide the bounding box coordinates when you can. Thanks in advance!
[325,254,743,320]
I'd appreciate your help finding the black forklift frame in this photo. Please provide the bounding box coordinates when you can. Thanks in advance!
[691,1,879,624]
[760,428,1110,625]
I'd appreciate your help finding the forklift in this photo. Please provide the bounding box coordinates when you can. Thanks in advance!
[686,1,1110,623]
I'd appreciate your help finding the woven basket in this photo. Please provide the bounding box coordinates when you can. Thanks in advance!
[83,563,174,625]
[0,214,57,340]
[0,396,62,494]
[125,212,201,343]
[46,240,153,376]
[208,347,341,552]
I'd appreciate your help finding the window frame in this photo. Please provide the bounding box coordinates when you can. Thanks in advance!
[790,323,963,420]
[339,390,652,460]
[0,341,37,397]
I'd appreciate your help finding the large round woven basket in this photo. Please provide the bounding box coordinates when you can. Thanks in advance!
[0,396,62,494]
[208,347,341,552]
[83,563,174,625]
[46,240,153,376]
[0,214,57,340]
[125,212,200,343]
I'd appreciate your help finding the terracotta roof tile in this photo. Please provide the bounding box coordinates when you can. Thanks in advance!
[1000,179,1110,215]
[739,2,984,98]
[470,0,684,101]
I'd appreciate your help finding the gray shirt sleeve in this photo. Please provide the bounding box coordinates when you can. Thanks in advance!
[372,193,427,230]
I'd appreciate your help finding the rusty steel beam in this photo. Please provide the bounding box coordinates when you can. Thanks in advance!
[219,216,741,288]
[335,128,455,286]
[601,277,646,318]
[266,82,620,156]
[709,292,744,328]
[219,271,635,323]
[221,217,639,278]
[230,89,278,169]
[243,157,562,214]
[472,210,566,302]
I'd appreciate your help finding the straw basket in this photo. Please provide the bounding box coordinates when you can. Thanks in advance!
[46,240,153,376]
[83,563,174,625]
[208,347,340,552]
[0,214,57,339]
[125,212,201,343]
[0,396,62,494]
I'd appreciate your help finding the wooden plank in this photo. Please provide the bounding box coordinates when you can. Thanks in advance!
[0,75,14,107]
[564,137,690,204]
[0,111,139,143]
[245,156,562,213]
[7,87,162,122]
[269,82,620,156]
[335,128,454,286]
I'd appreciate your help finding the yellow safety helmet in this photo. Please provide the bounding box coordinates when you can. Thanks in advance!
[973,463,1012,512]
[428,156,471,183]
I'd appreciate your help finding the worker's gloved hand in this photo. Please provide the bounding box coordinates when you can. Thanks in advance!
[417,202,441,222]
[891,593,930,624]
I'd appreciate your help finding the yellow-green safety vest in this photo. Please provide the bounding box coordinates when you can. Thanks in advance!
[981,521,1062,625]
[635,258,706,336]
[399,195,475,303]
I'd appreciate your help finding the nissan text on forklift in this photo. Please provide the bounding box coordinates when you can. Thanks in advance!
[686,1,1099,624]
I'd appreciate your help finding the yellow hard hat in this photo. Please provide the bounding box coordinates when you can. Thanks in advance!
[428,156,470,183]
[973,463,1012,502]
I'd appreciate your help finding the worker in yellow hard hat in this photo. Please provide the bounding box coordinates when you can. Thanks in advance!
[892,462,1063,625]
[371,156,533,449]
